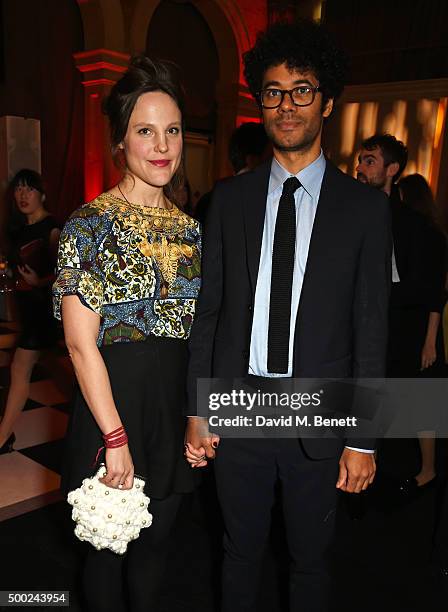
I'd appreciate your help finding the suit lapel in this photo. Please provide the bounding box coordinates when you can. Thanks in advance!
[242,159,272,295]
[296,161,340,322]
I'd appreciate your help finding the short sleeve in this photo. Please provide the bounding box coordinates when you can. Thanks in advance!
[52,211,104,320]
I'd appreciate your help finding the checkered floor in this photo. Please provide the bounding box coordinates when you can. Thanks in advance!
[0,321,74,521]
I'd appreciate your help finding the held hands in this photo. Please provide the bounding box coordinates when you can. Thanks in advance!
[184,417,220,468]
[336,448,376,493]
[100,445,134,490]
[17,264,41,287]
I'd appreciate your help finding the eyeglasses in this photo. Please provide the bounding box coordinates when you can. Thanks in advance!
[258,85,321,109]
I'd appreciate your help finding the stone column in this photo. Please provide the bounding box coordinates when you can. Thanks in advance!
[74,49,129,201]
[214,81,261,178]
[214,81,239,178]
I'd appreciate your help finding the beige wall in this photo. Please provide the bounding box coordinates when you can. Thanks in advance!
[323,80,448,207]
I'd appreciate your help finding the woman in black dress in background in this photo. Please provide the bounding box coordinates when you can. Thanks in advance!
[394,173,447,490]
[0,169,60,453]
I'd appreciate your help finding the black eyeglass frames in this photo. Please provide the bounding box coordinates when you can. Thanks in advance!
[258,85,321,108]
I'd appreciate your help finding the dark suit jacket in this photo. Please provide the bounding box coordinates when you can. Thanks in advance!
[187,158,392,458]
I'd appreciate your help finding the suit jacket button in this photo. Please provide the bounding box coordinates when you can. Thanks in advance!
[248,304,253,311]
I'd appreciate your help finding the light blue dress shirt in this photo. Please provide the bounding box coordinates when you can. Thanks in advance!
[249,151,325,378]
[248,152,372,454]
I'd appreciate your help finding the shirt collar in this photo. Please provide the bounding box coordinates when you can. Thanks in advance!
[268,150,326,200]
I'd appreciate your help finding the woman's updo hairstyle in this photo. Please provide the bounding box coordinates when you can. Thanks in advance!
[103,55,186,203]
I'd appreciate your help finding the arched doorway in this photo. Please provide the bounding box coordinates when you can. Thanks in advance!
[131,0,245,184]
[146,1,219,203]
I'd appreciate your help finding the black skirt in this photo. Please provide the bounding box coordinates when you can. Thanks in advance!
[15,288,58,350]
[61,336,197,499]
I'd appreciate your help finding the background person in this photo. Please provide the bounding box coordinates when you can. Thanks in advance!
[0,169,60,453]
[194,122,270,224]
[357,138,446,493]
[397,173,447,491]
[228,122,271,175]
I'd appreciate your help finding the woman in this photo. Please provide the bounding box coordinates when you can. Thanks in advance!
[53,57,202,611]
[0,169,60,453]
[393,173,447,492]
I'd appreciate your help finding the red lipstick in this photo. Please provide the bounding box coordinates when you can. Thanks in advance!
[150,160,170,167]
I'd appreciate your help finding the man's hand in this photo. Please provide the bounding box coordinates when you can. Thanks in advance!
[336,448,376,493]
[184,417,220,468]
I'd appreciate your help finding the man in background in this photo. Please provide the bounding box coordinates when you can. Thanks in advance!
[228,122,271,175]
[195,122,270,222]
[357,134,445,498]
[356,133,408,199]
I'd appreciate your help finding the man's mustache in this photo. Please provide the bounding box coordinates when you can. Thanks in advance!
[357,173,367,182]
[273,117,304,127]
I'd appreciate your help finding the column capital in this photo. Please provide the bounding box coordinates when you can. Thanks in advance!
[74,49,127,200]
[236,84,260,125]
[73,48,130,86]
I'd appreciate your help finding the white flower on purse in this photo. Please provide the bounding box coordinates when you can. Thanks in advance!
[67,465,152,554]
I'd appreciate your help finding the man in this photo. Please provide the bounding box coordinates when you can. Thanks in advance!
[228,122,271,175]
[356,133,408,197]
[186,21,391,612]
[357,135,445,499]
[195,122,270,223]
[356,134,408,368]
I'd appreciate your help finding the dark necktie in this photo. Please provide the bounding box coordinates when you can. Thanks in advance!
[267,176,301,373]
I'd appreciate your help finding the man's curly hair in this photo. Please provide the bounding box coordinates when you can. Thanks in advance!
[243,20,347,107]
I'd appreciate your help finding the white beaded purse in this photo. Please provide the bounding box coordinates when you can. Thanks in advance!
[67,465,152,554]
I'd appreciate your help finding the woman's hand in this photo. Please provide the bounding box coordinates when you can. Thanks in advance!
[184,442,208,467]
[421,312,440,370]
[100,445,134,489]
[184,417,220,468]
[421,341,436,370]
[17,264,41,287]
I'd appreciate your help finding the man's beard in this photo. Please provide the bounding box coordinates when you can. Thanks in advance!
[274,138,313,152]
[357,172,387,190]
[265,119,319,153]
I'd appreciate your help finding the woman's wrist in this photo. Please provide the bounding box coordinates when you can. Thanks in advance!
[103,425,128,448]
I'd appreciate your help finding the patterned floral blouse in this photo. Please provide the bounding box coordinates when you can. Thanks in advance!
[53,193,201,346]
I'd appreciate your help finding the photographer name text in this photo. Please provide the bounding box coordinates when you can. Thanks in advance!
[208,415,358,428]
